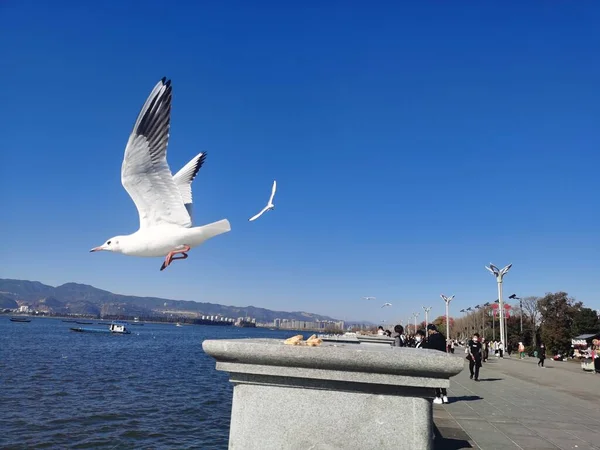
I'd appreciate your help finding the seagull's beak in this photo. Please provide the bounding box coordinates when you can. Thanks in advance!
[90,246,104,252]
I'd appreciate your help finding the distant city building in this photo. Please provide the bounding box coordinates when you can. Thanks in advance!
[271,318,345,331]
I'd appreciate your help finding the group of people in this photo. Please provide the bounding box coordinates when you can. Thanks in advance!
[388,323,451,404]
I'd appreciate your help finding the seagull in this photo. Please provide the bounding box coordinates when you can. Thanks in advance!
[381,303,392,308]
[362,296,376,301]
[248,180,277,222]
[90,78,231,271]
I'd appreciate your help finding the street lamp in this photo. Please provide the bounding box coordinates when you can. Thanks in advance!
[460,309,466,340]
[441,294,454,346]
[474,305,481,333]
[486,263,512,349]
[483,302,490,338]
[466,307,473,333]
[509,294,522,334]
[422,306,432,331]
[413,312,419,333]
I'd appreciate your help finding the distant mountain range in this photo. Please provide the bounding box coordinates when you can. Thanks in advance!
[0,278,340,323]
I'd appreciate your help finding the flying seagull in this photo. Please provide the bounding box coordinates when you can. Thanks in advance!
[248,180,277,222]
[381,303,392,308]
[362,296,376,301]
[90,78,231,271]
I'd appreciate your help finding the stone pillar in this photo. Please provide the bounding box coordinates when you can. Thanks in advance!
[203,338,464,450]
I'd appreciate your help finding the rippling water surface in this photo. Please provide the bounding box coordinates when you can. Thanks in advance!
[0,317,304,449]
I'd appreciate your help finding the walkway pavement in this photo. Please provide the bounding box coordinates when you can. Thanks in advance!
[433,354,600,450]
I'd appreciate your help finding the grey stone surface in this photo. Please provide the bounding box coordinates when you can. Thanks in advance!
[432,352,600,449]
[356,335,395,345]
[203,338,464,450]
[202,338,465,383]
[229,382,433,450]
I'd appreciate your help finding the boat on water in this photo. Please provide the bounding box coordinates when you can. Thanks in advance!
[10,317,31,323]
[175,322,183,327]
[70,322,131,334]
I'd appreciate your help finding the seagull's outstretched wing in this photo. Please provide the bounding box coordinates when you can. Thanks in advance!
[121,78,190,229]
[268,180,277,204]
[173,152,207,219]
[248,205,270,222]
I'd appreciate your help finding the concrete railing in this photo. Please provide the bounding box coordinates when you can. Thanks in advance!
[203,338,464,450]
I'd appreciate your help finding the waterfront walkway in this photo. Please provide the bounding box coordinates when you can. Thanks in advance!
[434,354,600,450]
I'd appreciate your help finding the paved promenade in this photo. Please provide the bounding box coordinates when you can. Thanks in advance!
[433,354,600,449]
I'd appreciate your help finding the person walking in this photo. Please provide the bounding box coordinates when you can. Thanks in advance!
[482,338,489,362]
[392,324,407,347]
[518,342,525,359]
[537,343,546,367]
[467,333,483,381]
[424,324,449,404]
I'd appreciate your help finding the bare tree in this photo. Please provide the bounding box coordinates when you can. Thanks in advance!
[521,296,541,347]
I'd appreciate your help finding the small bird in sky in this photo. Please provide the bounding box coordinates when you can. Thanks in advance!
[381,303,392,308]
[362,296,376,301]
[249,180,277,222]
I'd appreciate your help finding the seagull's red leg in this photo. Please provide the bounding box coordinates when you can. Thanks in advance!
[160,246,191,271]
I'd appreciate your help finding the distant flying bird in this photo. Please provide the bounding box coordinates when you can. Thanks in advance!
[248,180,277,222]
[90,78,231,271]
[381,303,392,308]
[362,296,376,301]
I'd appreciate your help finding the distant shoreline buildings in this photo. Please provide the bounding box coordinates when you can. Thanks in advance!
[269,318,345,332]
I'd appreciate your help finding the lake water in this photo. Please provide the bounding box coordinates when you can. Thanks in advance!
[0,317,306,449]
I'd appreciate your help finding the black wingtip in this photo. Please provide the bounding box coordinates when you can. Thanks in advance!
[160,77,171,88]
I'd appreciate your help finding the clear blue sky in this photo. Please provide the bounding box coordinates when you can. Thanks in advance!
[1,1,599,323]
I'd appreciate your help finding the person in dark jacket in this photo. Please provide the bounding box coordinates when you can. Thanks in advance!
[414,329,426,348]
[424,324,449,404]
[537,343,546,367]
[467,333,483,381]
[392,324,406,347]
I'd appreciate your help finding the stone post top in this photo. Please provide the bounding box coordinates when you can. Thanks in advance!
[202,338,464,379]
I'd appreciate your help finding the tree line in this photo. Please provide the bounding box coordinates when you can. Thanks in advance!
[438,292,599,354]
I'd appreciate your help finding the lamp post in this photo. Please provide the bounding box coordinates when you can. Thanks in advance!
[413,312,419,333]
[509,294,522,334]
[492,307,495,341]
[460,309,466,340]
[466,307,473,334]
[423,306,432,331]
[483,302,490,339]
[474,305,481,333]
[486,263,512,349]
[441,294,454,347]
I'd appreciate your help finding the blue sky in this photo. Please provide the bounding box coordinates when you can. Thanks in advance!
[1,1,599,323]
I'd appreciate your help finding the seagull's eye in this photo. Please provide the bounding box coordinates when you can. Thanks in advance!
[107,241,111,245]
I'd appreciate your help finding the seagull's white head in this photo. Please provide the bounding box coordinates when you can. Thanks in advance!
[90,236,126,253]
